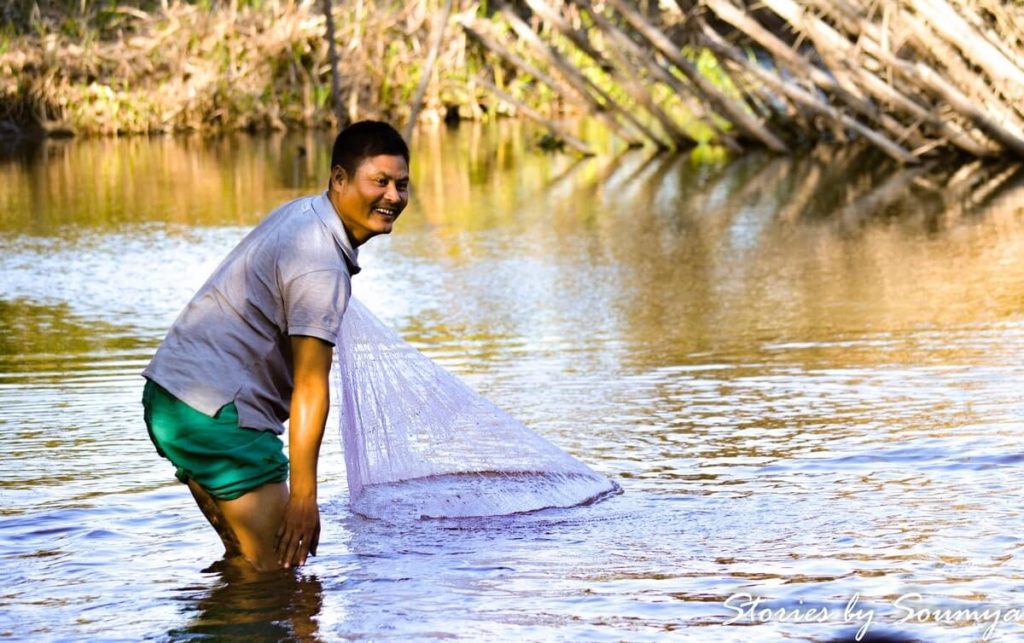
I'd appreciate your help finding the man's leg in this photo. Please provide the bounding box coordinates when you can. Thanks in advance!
[187,479,241,557]
[214,481,290,572]
[143,381,289,569]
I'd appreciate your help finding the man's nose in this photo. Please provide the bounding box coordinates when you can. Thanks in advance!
[383,182,402,203]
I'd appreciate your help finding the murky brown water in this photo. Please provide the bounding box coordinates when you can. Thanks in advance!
[2,123,1024,641]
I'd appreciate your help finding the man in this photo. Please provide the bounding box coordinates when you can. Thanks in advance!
[142,121,410,571]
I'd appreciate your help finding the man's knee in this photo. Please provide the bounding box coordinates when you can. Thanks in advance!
[215,483,289,571]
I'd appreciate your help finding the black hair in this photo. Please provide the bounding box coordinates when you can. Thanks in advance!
[330,120,409,180]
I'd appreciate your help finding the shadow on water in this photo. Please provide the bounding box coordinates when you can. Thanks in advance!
[170,564,324,642]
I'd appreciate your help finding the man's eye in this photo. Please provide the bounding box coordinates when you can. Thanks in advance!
[397,183,409,191]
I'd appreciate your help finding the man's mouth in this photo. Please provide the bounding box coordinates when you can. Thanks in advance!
[373,206,398,217]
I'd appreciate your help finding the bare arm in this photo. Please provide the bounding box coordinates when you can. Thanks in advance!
[276,334,333,568]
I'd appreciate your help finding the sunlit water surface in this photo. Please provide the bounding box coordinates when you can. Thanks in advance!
[2,124,1024,641]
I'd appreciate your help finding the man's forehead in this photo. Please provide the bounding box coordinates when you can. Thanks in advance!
[358,154,409,178]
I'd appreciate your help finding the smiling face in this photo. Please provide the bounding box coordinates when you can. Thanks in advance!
[328,154,410,247]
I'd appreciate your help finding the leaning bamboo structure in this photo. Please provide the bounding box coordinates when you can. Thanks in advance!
[575,0,742,151]
[498,3,665,146]
[404,0,455,140]
[460,0,1024,161]
[523,0,697,148]
[4,0,1024,163]
[473,74,595,155]
[606,0,790,151]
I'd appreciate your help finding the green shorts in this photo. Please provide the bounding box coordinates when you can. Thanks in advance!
[142,379,289,501]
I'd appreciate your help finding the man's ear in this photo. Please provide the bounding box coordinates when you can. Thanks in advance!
[330,165,348,190]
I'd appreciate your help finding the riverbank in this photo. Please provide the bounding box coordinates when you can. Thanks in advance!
[1,0,734,151]
[4,0,1023,162]
[1,0,486,137]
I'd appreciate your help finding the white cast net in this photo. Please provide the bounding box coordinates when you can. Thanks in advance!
[335,297,620,521]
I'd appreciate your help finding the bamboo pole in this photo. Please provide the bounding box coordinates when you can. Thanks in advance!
[812,0,1024,156]
[523,0,695,148]
[673,12,805,137]
[964,0,1024,67]
[702,0,934,150]
[895,10,1024,135]
[474,74,594,155]
[708,54,785,133]
[404,0,454,141]
[15,0,1024,161]
[498,3,665,147]
[577,0,742,151]
[767,0,1002,157]
[461,20,573,103]
[603,0,789,153]
[734,0,871,110]
[720,52,807,132]
[946,160,987,195]
[907,0,1024,103]
[907,63,1024,158]
[949,0,1024,73]
[698,20,918,163]
[818,0,1023,137]
[519,0,610,70]
[322,0,344,125]
[461,18,641,145]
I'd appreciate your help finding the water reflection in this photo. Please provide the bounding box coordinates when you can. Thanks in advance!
[0,132,328,233]
[172,565,324,642]
[0,298,149,382]
[1,122,1024,640]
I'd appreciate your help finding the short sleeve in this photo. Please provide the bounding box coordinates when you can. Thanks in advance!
[283,268,349,345]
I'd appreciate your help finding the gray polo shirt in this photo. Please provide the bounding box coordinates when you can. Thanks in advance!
[143,192,359,434]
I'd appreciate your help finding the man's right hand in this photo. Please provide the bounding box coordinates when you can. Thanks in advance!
[275,492,320,568]
[281,334,333,568]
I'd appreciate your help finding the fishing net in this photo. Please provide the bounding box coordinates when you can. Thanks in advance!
[335,297,620,521]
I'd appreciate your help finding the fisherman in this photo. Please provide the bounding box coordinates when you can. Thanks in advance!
[142,121,410,571]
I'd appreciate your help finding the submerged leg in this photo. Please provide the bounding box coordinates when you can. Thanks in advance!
[214,482,290,572]
[187,479,241,558]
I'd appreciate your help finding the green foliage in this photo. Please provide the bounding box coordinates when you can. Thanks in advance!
[313,84,331,109]
[691,47,740,99]
[0,23,14,56]
[59,15,84,39]
[688,143,729,165]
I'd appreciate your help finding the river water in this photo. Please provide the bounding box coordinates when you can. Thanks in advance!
[1,123,1023,641]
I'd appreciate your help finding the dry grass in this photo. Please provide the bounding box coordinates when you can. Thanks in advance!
[0,0,476,136]
[5,0,1023,162]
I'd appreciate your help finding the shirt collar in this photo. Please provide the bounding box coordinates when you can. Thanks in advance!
[313,191,361,275]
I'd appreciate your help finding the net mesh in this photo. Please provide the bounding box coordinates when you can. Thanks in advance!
[336,297,620,520]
